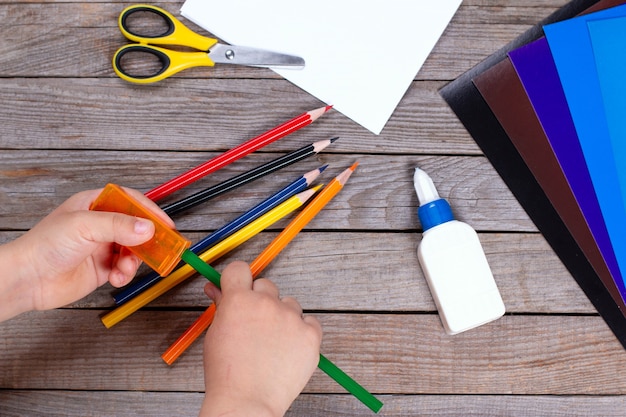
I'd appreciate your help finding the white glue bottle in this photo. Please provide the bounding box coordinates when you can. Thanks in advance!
[414,167,505,335]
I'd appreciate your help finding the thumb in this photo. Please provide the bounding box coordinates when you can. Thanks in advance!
[204,282,222,306]
[220,261,253,294]
[76,210,155,247]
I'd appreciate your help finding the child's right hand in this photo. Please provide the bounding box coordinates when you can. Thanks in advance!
[199,261,323,417]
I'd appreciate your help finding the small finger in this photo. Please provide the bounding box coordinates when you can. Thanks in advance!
[109,269,128,289]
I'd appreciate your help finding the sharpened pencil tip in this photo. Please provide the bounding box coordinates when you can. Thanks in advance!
[335,162,358,185]
[330,136,339,143]
[319,164,329,173]
[309,105,332,121]
[296,185,322,203]
[313,137,338,152]
[325,105,334,112]
[304,165,328,184]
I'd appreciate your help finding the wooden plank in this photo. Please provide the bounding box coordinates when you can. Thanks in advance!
[289,394,626,417]
[0,390,204,417]
[292,393,626,417]
[57,231,588,314]
[0,78,479,154]
[1,392,625,417]
[0,152,531,232]
[0,227,591,314]
[0,310,623,394]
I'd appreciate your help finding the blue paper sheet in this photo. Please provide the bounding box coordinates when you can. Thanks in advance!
[544,4,626,290]
[508,38,626,302]
[588,16,626,203]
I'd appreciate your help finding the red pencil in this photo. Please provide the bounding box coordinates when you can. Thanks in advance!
[145,105,332,201]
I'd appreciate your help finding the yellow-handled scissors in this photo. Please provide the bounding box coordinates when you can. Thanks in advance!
[112,4,305,84]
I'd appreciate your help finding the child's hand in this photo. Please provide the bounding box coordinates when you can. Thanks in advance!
[200,261,323,417]
[0,187,174,320]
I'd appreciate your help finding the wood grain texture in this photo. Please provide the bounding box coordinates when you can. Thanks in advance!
[2,392,626,417]
[55,231,586,314]
[0,311,624,394]
[0,151,531,232]
[0,78,480,154]
[289,395,626,417]
[1,0,621,415]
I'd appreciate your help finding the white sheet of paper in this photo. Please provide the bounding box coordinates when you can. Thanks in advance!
[181,0,461,134]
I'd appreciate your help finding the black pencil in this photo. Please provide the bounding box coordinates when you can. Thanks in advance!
[162,137,338,216]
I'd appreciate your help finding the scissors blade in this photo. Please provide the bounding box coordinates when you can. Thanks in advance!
[209,44,305,69]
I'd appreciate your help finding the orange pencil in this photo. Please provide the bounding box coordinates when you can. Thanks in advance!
[162,306,216,365]
[250,161,358,276]
[161,163,358,365]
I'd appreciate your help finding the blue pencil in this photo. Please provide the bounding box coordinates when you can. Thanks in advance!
[113,165,328,305]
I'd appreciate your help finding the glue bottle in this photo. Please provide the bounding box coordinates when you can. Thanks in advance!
[414,167,505,335]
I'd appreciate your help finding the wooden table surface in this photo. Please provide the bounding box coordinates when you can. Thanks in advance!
[2,1,626,416]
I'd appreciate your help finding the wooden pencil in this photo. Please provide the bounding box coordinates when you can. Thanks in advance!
[100,187,320,329]
[114,165,327,305]
[145,105,332,201]
[162,137,337,216]
[161,306,216,366]
[161,163,358,359]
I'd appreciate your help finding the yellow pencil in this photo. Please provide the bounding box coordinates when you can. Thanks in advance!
[161,163,358,364]
[101,186,321,329]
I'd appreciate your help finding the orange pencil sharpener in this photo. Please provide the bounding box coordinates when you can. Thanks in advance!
[90,184,191,276]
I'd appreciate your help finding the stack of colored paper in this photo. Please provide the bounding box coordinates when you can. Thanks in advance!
[440,0,626,348]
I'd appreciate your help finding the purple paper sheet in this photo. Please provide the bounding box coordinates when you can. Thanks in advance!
[508,38,626,301]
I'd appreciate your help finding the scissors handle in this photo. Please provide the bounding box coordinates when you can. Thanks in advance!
[112,44,215,84]
[118,4,217,51]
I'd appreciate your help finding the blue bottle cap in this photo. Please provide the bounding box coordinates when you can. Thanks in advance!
[418,198,454,231]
